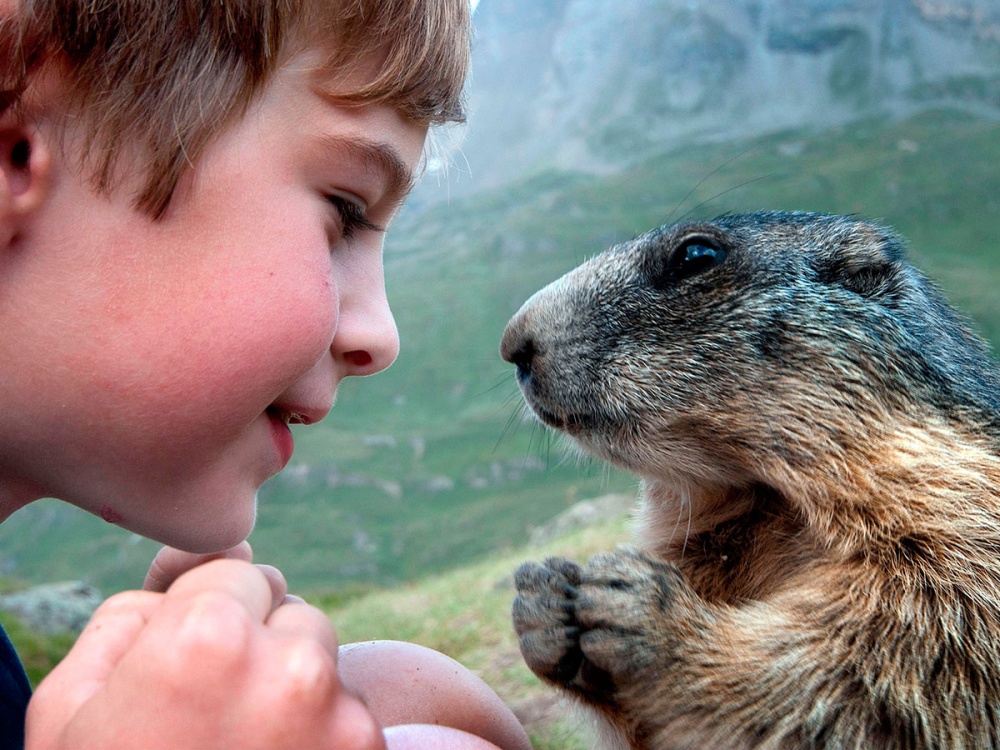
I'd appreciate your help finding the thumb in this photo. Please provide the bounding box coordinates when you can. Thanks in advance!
[143,542,254,592]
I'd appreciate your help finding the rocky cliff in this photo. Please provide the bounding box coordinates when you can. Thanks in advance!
[455,0,1000,192]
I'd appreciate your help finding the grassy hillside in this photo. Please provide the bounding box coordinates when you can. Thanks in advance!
[1,508,629,747]
[320,511,635,750]
[0,109,996,594]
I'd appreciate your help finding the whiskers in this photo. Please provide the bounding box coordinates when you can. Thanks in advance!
[488,370,553,465]
[668,487,695,561]
[490,371,610,481]
[661,146,780,226]
[492,382,529,452]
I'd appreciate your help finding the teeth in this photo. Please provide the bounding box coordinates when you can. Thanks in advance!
[268,407,309,426]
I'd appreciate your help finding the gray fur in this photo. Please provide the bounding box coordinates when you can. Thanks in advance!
[503,211,1000,749]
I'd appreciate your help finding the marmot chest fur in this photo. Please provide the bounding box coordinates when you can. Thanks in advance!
[503,211,1000,749]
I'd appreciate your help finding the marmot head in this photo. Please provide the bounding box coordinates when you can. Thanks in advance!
[501,211,999,491]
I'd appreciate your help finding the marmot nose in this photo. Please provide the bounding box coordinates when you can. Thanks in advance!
[500,320,538,379]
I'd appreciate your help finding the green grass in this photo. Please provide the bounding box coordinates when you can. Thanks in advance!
[2,110,999,747]
[321,512,634,749]
[0,110,996,596]
[0,610,77,688]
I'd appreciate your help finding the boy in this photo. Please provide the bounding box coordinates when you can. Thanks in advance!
[0,1,531,748]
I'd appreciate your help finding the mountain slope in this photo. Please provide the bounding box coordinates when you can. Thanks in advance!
[460,0,1000,195]
[0,110,996,593]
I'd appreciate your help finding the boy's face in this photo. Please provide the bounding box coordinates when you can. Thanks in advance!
[1,54,426,551]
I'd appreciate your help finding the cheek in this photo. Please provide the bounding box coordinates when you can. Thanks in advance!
[88,254,339,437]
[192,263,339,411]
[248,274,340,385]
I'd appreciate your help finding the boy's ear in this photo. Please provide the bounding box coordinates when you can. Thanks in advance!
[0,120,52,247]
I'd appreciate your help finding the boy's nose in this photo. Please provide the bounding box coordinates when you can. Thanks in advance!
[333,296,399,378]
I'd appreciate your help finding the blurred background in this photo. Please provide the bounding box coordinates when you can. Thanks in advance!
[7,0,997,594]
[2,2,998,742]
[0,0,1000,750]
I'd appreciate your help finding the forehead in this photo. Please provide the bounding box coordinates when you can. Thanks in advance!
[262,51,428,178]
[298,50,430,147]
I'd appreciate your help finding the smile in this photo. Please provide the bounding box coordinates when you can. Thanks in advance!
[265,408,296,468]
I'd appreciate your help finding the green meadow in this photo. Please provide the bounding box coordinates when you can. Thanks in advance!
[0,108,995,582]
[3,107,999,747]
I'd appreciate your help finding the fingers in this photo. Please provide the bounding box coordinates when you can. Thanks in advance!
[27,558,384,750]
[267,600,339,652]
[67,591,163,679]
[27,590,162,747]
[143,541,253,591]
[253,564,289,609]
[158,557,280,622]
[144,546,288,612]
[260,601,342,715]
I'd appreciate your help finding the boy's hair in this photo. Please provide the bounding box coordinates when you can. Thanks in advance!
[0,0,471,217]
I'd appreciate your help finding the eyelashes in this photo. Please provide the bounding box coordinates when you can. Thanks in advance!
[327,193,384,241]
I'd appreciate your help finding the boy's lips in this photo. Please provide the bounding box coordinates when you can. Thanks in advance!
[265,409,296,469]
[264,403,329,470]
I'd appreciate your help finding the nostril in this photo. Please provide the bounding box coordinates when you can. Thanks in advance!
[344,350,373,369]
[513,338,536,367]
[500,319,540,378]
[506,338,537,379]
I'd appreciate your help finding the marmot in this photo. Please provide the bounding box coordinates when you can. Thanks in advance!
[500,211,1000,749]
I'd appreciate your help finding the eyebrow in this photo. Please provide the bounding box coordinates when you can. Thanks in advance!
[317,135,417,210]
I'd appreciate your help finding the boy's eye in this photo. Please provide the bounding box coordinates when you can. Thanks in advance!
[327,191,383,242]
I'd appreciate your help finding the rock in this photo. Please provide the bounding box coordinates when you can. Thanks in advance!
[528,493,636,547]
[451,0,1000,198]
[0,581,103,634]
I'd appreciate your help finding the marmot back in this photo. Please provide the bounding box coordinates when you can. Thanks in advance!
[503,211,1000,749]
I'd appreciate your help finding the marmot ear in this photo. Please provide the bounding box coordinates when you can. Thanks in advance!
[811,221,905,301]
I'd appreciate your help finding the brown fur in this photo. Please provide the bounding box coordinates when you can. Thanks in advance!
[502,212,1000,749]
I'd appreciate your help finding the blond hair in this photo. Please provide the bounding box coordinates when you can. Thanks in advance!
[0,0,471,217]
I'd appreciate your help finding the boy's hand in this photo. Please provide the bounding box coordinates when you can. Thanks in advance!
[25,559,385,750]
[142,541,257,591]
[142,541,295,603]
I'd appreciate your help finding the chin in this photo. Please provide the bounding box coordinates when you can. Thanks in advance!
[179,498,259,554]
[117,486,260,554]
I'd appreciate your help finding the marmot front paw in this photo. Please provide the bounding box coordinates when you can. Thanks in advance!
[513,548,683,703]
[504,211,1000,747]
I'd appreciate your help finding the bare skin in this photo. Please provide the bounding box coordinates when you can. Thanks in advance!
[2,42,530,750]
[29,559,383,750]
[140,546,532,750]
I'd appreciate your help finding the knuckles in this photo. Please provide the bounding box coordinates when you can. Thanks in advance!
[159,590,257,692]
[270,636,339,710]
[27,581,378,750]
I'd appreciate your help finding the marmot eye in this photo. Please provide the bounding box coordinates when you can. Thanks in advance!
[661,238,727,284]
